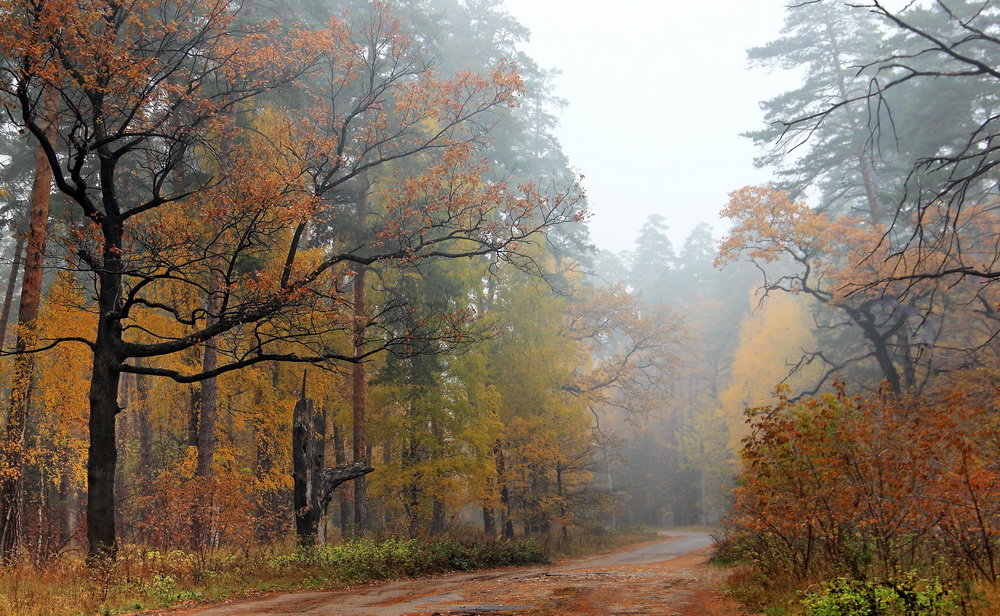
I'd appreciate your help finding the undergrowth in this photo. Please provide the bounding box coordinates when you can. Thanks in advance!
[712,541,999,616]
[0,536,548,616]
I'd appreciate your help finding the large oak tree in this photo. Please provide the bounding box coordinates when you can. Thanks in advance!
[0,0,580,558]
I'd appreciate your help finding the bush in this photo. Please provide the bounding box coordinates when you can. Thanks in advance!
[727,384,998,583]
[802,575,958,616]
[290,536,546,583]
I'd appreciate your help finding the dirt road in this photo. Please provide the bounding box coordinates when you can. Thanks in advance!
[173,532,740,616]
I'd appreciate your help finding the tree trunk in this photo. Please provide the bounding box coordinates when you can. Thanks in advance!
[406,480,421,539]
[431,499,446,535]
[0,229,25,346]
[86,200,126,560]
[292,382,323,546]
[134,375,153,487]
[187,388,199,448]
[0,87,58,559]
[253,385,282,543]
[496,445,514,540]
[192,263,222,549]
[318,460,373,516]
[60,471,79,546]
[856,308,903,394]
[114,411,129,539]
[87,336,123,560]
[825,25,885,228]
[483,505,497,538]
[556,465,567,540]
[294,379,372,546]
[352,174,370,536]
[333,422,352,535]
[352,266,368,535]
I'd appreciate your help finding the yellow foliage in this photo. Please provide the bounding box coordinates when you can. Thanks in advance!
[32,272,95,489]
[718,291,821,448]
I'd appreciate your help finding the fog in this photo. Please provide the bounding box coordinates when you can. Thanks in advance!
[503,0,796,253]
[0,0,995,599]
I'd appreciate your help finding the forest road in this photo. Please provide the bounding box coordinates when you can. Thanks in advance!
[172,531,740,616]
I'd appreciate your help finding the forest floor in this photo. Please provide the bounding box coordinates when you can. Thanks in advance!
[160,531,741,616]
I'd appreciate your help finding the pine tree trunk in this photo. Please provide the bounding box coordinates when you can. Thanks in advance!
[187,387,199,448]
[826,22,883,227]
[496,445,514,540]
[0,88,58,559]
[352,267,368,535]
[332,423,352,535]
[351,174,370,536]
[192,262,222,549]
[0,229,25,346]
[134,375,153,487]
[378,445,393,531]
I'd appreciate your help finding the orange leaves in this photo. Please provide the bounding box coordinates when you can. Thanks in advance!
[730,383,1000,580]
[365,142,581,262]
[285,3,525,198]
[719,186,877,281]
[0,0,311,141]
[720,186,1000,305]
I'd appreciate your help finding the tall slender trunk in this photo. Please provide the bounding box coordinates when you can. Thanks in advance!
[196,336,219,482]
[332,423,352,535]
[60,469,79,545]
[187,388,199,448]
[378,444,393,531]
[556,464,567,541]
[352,174,370,535]
[827,23,882,227]
[496,444,514,540]
[0,87,58,558]
[132,373,153,532]
[134,374,153,487]
[113,411,129,539]
[253,385,281,543]
[0,229,25,346]
[192,259,222,549]
[352,267,367,535]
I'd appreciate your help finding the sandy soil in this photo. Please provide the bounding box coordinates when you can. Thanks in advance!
[163,532,743,616]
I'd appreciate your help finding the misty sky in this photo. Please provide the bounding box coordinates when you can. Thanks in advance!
[502,0,797,255]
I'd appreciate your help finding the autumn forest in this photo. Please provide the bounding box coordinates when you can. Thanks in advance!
[0,0,996,614]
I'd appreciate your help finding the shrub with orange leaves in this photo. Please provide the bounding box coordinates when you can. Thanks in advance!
[726,382,999,584]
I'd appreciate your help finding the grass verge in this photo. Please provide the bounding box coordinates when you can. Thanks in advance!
[0,536,548,616]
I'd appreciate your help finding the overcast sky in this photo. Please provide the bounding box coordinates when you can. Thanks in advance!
[501,0,797,255]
